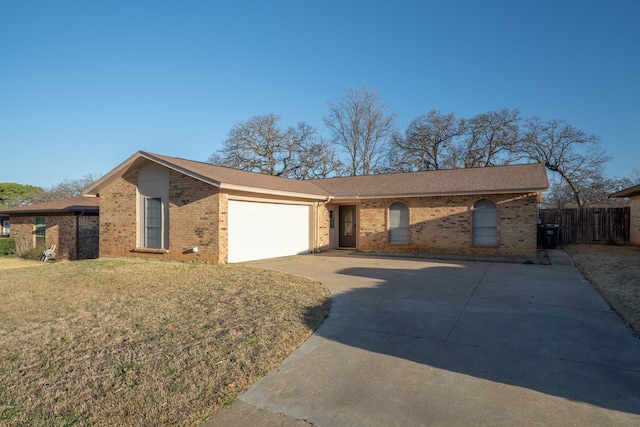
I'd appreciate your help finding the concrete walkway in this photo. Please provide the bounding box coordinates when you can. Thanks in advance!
[546,248,575,266]
[204,252,640,427]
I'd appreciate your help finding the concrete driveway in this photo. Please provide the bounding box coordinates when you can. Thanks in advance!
[205,252,640,426]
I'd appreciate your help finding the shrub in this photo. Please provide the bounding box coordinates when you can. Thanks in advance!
[0,238,16,255]
[14,236,34,258]
[22,244,48,261]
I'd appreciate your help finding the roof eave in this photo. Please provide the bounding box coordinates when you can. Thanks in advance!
[610,185,640,198]
[221,183,329,200]
[330,188,547,200]
[4,207,99,215]
[83,151,223,196]
[83,151,146,196]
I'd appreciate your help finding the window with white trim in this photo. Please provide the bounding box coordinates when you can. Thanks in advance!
[473,199,497,246]
[389,202,409,244]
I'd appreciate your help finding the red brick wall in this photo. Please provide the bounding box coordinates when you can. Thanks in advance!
[350,192,539,257]
[8,216,37,255]
[99,172,139,257]
[98,162,540,261]
[167,170,222,262]
[316,202,331,250]
[47,215,75,260]
[8,214,84,260]
[99,168,224,262]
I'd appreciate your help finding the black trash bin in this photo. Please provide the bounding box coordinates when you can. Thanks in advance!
[543,224,559,249]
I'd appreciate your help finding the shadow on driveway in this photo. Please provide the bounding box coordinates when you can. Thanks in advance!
[324,261,640,414]
[209,254,640,426]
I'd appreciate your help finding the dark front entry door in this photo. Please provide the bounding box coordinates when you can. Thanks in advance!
[339,205,357,248]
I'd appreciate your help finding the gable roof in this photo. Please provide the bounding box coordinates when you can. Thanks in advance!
[1,196,99,215]
[610,184,640,198]
[83,151,330,200]
[83,151,549,200]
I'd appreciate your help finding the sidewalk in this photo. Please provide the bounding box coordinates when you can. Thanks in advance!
[546,247,575,266]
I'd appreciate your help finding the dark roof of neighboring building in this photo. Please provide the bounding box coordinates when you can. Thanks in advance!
[610,184,640,198]
[83,151,549,200]
[1,196,99,215]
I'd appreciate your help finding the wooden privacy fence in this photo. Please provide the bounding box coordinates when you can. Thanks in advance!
[538,207,630,245]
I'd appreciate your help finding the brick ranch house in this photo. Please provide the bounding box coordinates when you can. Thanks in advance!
[611,183,640,245]
[83,151,549,263]
[2,196,99,260]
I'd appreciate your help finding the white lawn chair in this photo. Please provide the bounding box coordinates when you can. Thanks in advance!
[41,244,56,262]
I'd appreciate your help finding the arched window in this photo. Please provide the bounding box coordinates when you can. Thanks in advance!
[473,199,497,246]
[389,202,409,244]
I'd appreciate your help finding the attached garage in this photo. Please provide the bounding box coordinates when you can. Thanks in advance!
[85,152,549,263]
[227,200,312,263]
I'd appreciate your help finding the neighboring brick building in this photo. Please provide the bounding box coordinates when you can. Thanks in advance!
[3,197,99,260]
[84,151,548,263]
[611,184,640,245]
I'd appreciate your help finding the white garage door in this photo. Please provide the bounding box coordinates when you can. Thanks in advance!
[228,200,311,263]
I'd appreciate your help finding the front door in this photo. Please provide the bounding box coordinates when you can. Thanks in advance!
[339,205,357,248]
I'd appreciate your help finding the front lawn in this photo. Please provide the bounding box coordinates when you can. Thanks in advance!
[0,258,331,425]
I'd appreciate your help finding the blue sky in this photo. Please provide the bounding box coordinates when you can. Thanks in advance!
[1,0,638,189]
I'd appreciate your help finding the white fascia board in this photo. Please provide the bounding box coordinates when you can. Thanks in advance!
[82,151,146,196]
[221,183,328,201]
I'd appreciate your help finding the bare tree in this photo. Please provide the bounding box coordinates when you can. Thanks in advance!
[545,175,636,208]
[209,114,342,179]
[42,174,100,201]
[453,108,520,168]
[324,85,396,176]
[390,110,460,171]
[518,117,611,207]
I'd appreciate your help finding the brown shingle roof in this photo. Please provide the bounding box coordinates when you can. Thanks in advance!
[312,163,549,199]
[146,153,330,198]
[83,151,549,200]
[2,196,99,215]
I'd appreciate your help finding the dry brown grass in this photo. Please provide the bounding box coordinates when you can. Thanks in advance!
[0,258,331,426]
[565,244,640,335]
[0,257,45,270]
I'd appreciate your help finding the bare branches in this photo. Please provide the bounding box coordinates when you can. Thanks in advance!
[208,114,342,179]
[390,110,460,171]
[518,117,611,207]
[324,86,396,176]
[388,107,612,207]
[206,92,619,208]
[456,108,521,168]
